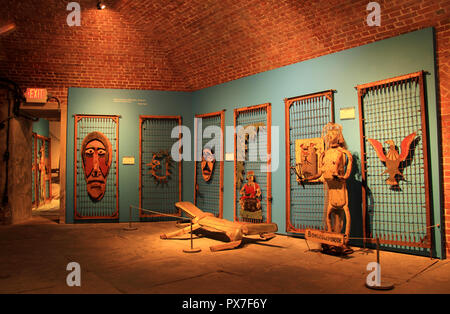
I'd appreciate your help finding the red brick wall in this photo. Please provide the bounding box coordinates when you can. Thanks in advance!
[0,0,449,256]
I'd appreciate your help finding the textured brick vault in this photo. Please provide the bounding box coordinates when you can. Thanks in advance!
[0,0,449,255]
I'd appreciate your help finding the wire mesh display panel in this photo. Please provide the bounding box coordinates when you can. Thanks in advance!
[194,111,224,218]
[139,116,182,219]
[234,103,272,223]
[32,133,36,206]
[32,133,52,207]
[285,90,335,233]
[357,71,432,255]
[74,115,119,220]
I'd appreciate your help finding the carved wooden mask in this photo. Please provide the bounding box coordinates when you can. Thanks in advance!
[81,131,112,201]
[201,148,215,182]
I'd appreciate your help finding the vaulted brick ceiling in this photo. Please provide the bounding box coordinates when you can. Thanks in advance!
[0,0,448,94]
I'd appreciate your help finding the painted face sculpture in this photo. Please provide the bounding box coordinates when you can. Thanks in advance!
[81,131,112,201]
[201,148,215,182]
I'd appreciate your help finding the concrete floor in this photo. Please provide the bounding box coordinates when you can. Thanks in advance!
[0,215,449,294]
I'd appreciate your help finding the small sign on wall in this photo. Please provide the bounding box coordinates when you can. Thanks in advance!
[24,88,47,103]
[225,152,234,161]
[339,107,355,120]
[122,156,135,165]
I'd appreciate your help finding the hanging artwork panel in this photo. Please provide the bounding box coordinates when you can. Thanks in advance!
[139,116,182,219]
[285,90,335,234]
[357,71,432,255]
[194,111,224,218]
[74,115,119,219]
[234,103,272,223]
[32,133,52,207]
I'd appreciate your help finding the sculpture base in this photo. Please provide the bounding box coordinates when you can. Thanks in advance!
[365,282,394,291]
[183,247,202,253]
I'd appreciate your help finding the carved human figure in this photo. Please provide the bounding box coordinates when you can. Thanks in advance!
[201,147,215,182]
[296,123,353,251]
[239,171,262,213]
[81,131,112,201]
[38,144,46,203]
[320,123,353,248]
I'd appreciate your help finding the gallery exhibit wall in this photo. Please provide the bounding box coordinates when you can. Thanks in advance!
[191,27,443,258]
[65,28,444,258]
[66,89,194,223]
[32,119,52,207]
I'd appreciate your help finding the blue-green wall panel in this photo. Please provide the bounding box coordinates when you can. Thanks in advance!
[66,88,194,224]
[66,28,442,257]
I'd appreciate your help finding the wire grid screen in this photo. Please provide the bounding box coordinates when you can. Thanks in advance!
[44,139,50,199]
[31,134,36,204]
[361,77,430,253]
[195,115,222,217]
[75,116,118,219]
[288,94,332,232]
[140,118,181,219]
[235,107,269,223]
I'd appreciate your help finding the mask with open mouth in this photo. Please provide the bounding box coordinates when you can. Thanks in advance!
[201,148,215,182]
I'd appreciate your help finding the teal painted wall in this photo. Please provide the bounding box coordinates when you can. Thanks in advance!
[66,28,443,257]
[66,88,194,224]
[32,118,49,137]
[191,27,442,258]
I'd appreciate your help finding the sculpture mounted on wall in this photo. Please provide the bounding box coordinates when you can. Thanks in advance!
[239,171,262,220]
[147,150,173,184]
[81,131,112,202]
[201,147,215,182]
[367,132,416,187]
[293,138,324,183]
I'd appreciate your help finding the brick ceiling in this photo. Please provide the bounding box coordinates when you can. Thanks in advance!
[0,0,448,92]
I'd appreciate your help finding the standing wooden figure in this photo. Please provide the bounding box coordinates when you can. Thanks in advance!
[321,123,353,252]
[293,123,353,253]
[38,144,46,203]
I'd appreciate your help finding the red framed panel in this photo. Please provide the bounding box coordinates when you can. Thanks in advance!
[194,110,225,218]
[284,90,335,234]
[233,103,272,223]
[357,71,432,252]
[32,132,52,207]
[74,114,119,220]
[139,115,182,218]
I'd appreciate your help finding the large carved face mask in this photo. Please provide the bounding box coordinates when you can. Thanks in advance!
[201,148,215,182]
[81,131,112,201]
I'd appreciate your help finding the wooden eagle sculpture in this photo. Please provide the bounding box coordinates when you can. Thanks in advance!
[367,132,416,186]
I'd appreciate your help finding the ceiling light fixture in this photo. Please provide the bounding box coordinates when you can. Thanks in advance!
[97,1,106,10]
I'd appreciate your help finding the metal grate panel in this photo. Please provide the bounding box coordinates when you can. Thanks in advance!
[285,90,334,233]
[139,116,182,219]
[357,71,432,255]
[234,103,272,223]
[194,111,224,218]
[74,115,119,219]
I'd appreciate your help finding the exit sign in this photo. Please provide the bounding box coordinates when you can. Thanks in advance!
[24,88,47,103]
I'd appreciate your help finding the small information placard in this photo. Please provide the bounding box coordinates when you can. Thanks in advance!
[305,229,345,247]
[225,152,234,161]
[122,156,135,165]
[339,107,355,120]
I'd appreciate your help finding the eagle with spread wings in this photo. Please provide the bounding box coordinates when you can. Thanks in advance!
[367,132,416,186]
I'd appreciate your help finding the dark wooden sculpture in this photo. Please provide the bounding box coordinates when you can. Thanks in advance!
[81,131,112,202]
[291,123,353,254]
[201,147,215,182]
[161,202,278,251]
[239,171,262,220]
[367,132,416,186]
[147,150,173,184]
